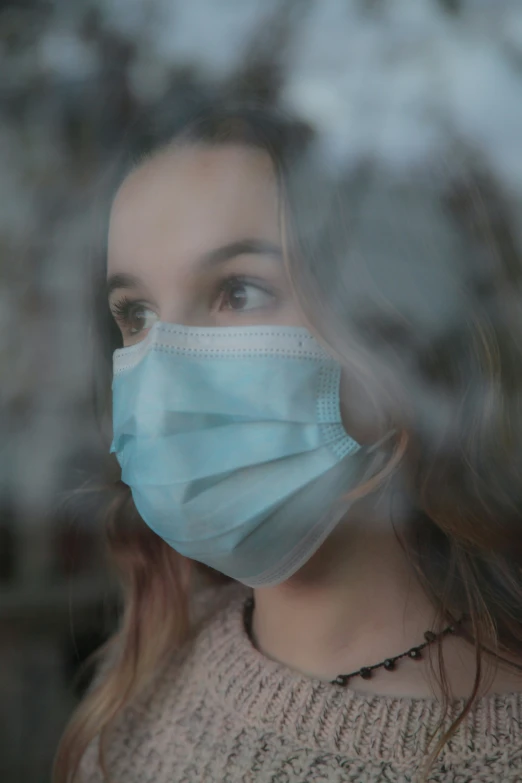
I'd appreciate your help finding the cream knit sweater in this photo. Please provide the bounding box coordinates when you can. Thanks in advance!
[80,582,522,782]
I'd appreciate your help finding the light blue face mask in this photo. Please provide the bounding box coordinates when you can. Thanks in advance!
[110,322,362,587]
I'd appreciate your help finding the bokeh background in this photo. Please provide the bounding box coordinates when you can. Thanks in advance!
[2,1,522,781]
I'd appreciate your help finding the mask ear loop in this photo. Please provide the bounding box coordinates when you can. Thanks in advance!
[365,429,398,455]
[338,429,408,505]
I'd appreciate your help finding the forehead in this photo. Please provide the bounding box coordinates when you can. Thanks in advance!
[108,144,280,269]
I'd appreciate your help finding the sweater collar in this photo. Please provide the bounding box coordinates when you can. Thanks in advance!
[194,582,522,765]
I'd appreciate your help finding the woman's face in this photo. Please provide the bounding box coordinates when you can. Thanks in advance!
[107,141,376,445]
[107,143,305,345]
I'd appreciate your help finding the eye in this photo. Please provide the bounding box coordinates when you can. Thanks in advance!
[215,276,275,313]
[110,296,158,336]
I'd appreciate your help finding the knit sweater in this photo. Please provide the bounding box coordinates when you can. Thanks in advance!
[80,582,522,783]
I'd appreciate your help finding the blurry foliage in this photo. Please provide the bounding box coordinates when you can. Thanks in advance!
[1,0,522,544]
[0,0,286,528]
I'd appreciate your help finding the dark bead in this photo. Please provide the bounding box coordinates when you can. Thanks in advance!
[408,647,422,660]
[424,631,436,643]
[360,667,372,680]
[333,675,350,686]
[383,659,395,671]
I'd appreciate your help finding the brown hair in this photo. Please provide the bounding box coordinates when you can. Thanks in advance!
[53,99,522,782]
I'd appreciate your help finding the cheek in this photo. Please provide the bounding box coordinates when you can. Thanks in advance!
[275,303,308,327]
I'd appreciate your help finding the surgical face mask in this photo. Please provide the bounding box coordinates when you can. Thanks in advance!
[110,322,363,587]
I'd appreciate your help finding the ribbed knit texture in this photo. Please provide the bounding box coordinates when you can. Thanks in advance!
[80,582,522,782]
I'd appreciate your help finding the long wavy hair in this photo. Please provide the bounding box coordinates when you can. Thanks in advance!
[53,96,522,783]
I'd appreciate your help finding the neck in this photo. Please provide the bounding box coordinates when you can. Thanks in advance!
[250,504,477,698]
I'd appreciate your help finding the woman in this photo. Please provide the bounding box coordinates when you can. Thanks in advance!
[54,99,522,782]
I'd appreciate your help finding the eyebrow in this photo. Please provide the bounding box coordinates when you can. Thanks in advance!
[106,238,282,299]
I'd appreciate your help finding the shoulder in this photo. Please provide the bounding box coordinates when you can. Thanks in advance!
[78,576,246,781]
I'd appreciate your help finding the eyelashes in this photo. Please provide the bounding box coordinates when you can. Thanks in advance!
[110,296,136,322]
[110,296,157,336]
